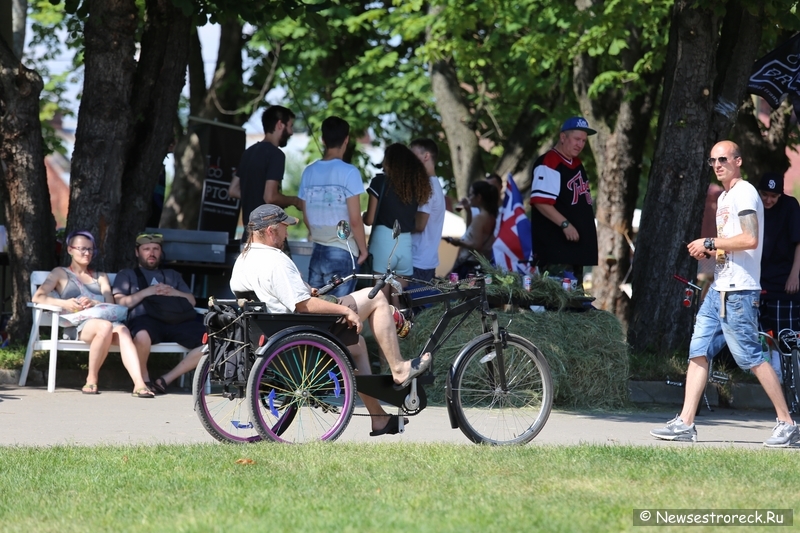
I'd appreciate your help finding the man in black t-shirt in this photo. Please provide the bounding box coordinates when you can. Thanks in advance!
[530,117,598,281]
[758,172,800,337]
[229,106,301,241]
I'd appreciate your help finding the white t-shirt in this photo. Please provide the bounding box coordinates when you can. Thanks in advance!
[412,176,446,269]
[711,180,764,292]
[230,243,311,313]
[298,159,364,252]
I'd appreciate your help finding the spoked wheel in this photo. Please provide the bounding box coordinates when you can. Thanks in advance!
[193,354,262,443]
[247,332,355,443]
[451,333,553,445]
[788,348,800,414]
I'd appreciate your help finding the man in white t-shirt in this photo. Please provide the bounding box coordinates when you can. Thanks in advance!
[409,138,446,281]
[299,116,368,296]
[651,140,798,447]
[230,204,431,436]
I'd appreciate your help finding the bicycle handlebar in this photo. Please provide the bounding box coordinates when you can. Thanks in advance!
[369,279,386,299]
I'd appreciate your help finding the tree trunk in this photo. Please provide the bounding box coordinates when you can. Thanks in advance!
[0,38,56,342]
[161,21,246,230]
[113,0,191,269]
[66,0,138,271]
[629,0,762,355]
[429,56,485,199]
[732,98,792,180]
[572,24,660,329]
[493,96,548,194]
[11,0,25,58]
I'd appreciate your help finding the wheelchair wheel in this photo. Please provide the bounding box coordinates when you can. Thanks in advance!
[247,332,356,443]
[451,333,553,445]
[193,354,262,443]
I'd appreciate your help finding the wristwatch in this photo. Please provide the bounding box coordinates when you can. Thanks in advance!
[703,237,716,251]
[560,220,570,229]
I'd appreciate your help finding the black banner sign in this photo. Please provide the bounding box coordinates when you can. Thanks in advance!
[748,33,800,110]
[191,117,245,238]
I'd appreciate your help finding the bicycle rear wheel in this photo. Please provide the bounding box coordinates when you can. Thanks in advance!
[193,354,262,443]
[247,332,355,443]
[451,333,553,445]
[788,348,800,414]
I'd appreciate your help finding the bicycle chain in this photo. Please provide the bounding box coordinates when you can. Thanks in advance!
[402,280,474,295]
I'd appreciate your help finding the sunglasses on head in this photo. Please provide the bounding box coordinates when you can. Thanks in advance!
[136,232,163,245]
[707,156,737,167]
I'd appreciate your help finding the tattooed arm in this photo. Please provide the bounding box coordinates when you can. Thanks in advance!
[687,209,759,258]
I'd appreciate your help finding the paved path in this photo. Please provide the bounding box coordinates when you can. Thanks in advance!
[0,384,796,449]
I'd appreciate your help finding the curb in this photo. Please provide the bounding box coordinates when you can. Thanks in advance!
[629,380,773,410]
[0,368,44,386]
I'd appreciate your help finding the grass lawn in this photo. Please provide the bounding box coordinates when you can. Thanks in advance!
[0,443,797,532]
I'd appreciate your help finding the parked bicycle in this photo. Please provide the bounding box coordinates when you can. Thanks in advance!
[758,328,800,415]
[668,274,730,412]
[193,220,553,445]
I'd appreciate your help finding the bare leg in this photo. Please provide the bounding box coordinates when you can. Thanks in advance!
[112,325,151,394]
[679,356,709,426]
[159,346,203,386]
[348,336,393,432]
[133,330,153,382]
[78,319,114,388]
[751,361,794,424]
[350,289,430,385]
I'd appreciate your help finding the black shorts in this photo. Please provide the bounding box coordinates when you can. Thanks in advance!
[128,315,205,349]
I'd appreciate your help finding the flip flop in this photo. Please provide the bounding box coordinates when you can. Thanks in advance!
[132,387,155,398]
[152,376,168,395]
[393,354,432,390]
[81,383,98,395]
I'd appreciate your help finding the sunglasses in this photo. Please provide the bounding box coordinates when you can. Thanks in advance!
[136,232,163,245]
[707,156,737,167]
[70,246,94,255]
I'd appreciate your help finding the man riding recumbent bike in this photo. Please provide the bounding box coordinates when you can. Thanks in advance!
[193,208,554,445]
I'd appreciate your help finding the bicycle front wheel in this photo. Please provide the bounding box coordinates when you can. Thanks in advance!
[451,333,553,445]
[193,354,262,443]
[247,332,355,443]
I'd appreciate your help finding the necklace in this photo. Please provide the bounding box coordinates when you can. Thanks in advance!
[720,178,740,200]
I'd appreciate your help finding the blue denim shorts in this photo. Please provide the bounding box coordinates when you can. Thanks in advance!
[689,288,766,370]
[308,243,357,298]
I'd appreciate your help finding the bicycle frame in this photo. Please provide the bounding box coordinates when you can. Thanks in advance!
[353,275,512,414]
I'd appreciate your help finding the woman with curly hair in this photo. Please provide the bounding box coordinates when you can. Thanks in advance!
[363,143,432,283]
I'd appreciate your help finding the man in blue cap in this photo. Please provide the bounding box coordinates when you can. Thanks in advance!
[529,117,599,283]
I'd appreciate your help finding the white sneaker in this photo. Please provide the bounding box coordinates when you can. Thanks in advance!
[650,415,697,442]
[763,419,800,448]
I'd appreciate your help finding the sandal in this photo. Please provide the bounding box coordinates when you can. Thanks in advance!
[152,376,168,395]
[81,383,98,395]
[132,387,155,398]
[370,415,407,437]
[393,353,432,390]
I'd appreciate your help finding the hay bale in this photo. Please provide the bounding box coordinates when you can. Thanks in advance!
[399,305,629,409]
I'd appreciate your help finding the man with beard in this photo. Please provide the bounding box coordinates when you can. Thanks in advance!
[229,106,300,239]
[112,233,205,394]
